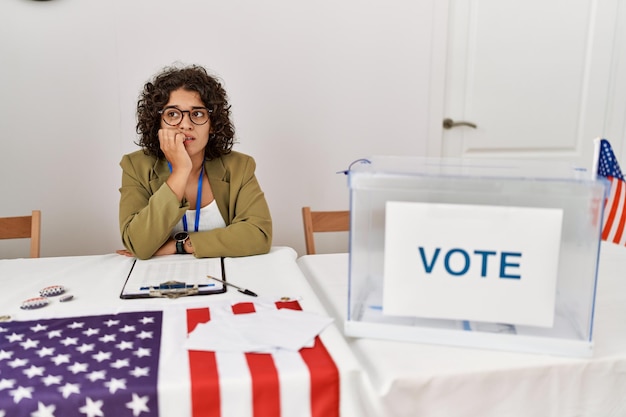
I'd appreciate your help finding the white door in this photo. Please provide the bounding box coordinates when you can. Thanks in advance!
[429,0,621,173]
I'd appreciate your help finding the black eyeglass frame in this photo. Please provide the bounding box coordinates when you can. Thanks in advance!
[158,106,213,126]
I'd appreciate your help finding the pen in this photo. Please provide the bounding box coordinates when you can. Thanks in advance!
[206,275,258,297]
[139,283,215,291]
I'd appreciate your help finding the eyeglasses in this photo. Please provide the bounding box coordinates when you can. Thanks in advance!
[158,106,212,126]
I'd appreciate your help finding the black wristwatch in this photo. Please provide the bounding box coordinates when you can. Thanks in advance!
[174,232,189,254]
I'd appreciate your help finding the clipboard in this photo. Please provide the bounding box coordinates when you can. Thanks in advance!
[120,255,227,299]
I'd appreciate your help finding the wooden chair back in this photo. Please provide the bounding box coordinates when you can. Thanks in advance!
[302,206,350,255]
[0,210,42,258]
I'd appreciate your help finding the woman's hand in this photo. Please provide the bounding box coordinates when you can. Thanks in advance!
[159,128,193,202]
[159,128,192,173]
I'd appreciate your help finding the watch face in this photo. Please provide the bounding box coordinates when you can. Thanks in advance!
[174,232,189,241]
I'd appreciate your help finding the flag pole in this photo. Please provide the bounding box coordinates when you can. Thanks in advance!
[591,137,602,181]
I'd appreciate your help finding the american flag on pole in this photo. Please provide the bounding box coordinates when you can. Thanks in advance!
[596,138,626,245]
[0,311,162,417]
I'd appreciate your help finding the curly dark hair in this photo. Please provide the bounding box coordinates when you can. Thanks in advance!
[135,64,235,160]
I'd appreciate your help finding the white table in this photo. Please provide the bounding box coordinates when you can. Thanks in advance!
[0,247,370,417]
[297,242,626,417]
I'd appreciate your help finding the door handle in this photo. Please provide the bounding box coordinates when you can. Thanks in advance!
[443,118,477,129]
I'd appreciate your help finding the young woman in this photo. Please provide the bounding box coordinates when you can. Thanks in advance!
[117,64,272,259]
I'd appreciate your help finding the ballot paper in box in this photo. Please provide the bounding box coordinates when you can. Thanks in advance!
[345,156,607,357]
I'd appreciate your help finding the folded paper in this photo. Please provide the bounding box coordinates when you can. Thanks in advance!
[185,308,333,353]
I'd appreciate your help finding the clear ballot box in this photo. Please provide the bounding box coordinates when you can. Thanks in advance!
[345,156,607,357]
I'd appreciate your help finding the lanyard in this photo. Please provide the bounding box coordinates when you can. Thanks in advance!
[168,162,204,232]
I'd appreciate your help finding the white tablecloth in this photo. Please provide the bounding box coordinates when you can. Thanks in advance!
[0,247,370,417]
[297,242,626,417]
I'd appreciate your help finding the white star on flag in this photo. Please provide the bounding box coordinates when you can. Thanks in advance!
[116,341,134,351]
[129,367,149,378]
[36,347,55,358]
[60,337,78,347]
[126,393,150,416]
[139,317,154,325]
[133,348,150,358]
[47,330,62,339]
[41,375,62,386]
[79,397,104,417]
[58,382,80,399]
[20,339,40,350]
[9,385,33,403]
[136,331,152,340]
[98,334,116,343]
[0,350,13,360]
[6,333,23,343]
[92,351,111,362]
[50,354,70,366]
[31,401,56,417]
[23,365,45,379]
[110,359,130,369]
[76,344,95,354]
[8,358,28,368]
[67,362,88,374]
[85,370,107,382]
[83,328,100,337]
[0,379,16,390]
[30,324,47,333]
[104,378,126,394]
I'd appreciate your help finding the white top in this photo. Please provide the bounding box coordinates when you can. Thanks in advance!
[172,199,227,236]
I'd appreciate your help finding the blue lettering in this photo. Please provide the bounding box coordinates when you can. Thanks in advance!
[418,247,440,273]
[500,252,522,279]
[417,247,522,279]
[474,250,497,277]
[444,248,470,276]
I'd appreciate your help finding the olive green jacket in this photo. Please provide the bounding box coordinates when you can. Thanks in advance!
[119,150,272,260]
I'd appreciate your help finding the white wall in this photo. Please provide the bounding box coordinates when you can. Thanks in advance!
[0,0,438,258]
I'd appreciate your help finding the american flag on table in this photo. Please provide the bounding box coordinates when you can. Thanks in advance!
[0,301,340,417]
[595,138,626,245]
[0,311,162,417]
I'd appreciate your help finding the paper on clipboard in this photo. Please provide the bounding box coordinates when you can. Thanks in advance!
[120,255,226,299]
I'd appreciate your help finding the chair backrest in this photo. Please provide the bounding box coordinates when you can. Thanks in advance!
[301,206,350,255]
[0,210,42,258]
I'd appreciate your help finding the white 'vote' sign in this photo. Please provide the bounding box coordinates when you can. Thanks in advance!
[383,201,563,327]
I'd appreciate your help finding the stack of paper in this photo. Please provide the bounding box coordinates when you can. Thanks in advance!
[185,308,333,353]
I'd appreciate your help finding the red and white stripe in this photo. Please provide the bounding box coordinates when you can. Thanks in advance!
[602,176,626,246]
[186,300,340,417]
